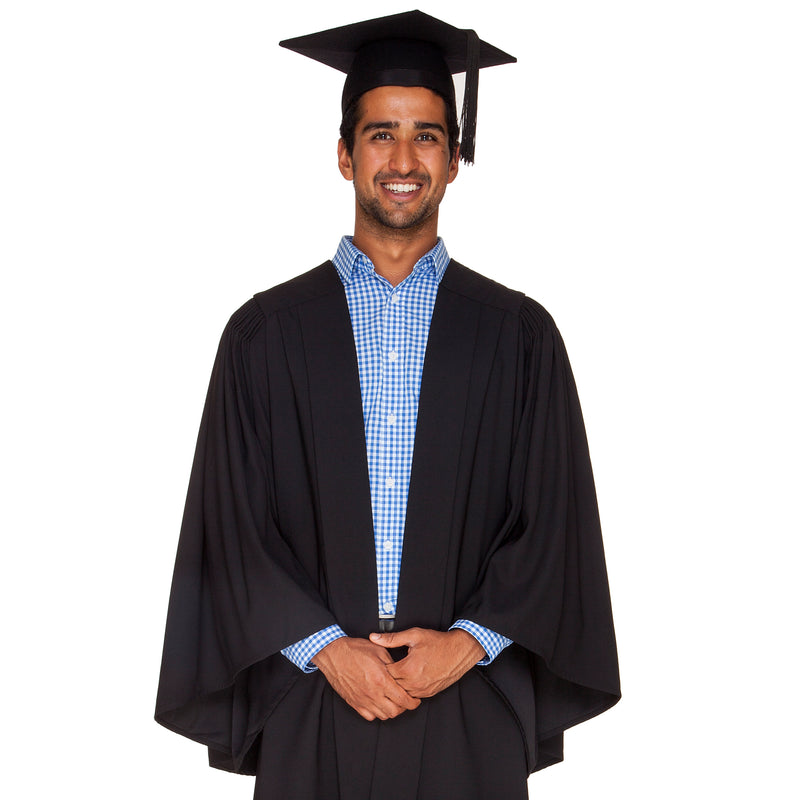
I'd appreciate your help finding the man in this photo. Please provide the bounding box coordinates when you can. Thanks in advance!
[156,11,620,800]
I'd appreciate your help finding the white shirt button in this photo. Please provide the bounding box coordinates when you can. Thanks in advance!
[383,601,394,613]
[385,476,395,488]
[383,539,392,551]
[387,412,396,425]
[391,294,400,304]
[388,349,398,362]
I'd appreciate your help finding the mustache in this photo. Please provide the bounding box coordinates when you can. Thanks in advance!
[374,172,430,185]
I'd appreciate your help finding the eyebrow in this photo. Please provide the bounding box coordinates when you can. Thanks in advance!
[361,121,447,135]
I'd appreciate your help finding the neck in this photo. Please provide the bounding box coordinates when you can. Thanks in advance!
[351,213,439,286]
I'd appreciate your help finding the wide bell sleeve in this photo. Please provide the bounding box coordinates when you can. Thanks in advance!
[457,297,620,769]
[154,298,338,772]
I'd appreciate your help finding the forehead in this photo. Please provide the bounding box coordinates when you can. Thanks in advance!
[357,85,448,125]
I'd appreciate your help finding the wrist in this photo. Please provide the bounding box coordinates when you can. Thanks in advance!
[450,628,486,664]
[311,635,349,670]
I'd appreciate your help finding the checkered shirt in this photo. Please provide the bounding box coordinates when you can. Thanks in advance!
[281,237,512,672]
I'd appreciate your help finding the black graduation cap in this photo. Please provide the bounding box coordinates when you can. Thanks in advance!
[279,10,516,164]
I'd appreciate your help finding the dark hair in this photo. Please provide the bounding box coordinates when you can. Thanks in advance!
[339,89,460,162]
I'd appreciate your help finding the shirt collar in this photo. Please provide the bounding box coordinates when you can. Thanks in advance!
[333,236,449,287]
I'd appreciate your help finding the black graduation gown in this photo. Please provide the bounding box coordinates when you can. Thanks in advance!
[155,260,620,799]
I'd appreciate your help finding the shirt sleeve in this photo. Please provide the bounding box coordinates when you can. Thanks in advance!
[281,624,347,673]
[450,619,513,665]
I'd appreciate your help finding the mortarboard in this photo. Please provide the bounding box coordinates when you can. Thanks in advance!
[279,10,516,164]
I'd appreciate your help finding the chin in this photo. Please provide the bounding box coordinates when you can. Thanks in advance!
[358,197,438,231]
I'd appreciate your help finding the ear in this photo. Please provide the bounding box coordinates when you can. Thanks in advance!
[338,139,354,180]
[447,143,460,184]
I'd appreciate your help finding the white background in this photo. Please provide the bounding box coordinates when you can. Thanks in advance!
[2,1,798,797]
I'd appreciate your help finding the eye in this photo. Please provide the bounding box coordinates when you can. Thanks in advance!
[416,132,436,142]
[372,131,393,140]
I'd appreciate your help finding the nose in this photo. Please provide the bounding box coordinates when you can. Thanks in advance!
[388,138,418,175]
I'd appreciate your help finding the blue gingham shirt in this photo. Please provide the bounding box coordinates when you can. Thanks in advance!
[281,237,512,672]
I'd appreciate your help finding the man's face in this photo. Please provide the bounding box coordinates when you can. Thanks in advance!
[338,85,459,232]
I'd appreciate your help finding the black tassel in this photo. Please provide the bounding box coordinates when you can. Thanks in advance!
[459,29,480,164]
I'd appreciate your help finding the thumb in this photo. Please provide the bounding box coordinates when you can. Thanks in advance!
[370,629,415,648]
[369,631,397,646]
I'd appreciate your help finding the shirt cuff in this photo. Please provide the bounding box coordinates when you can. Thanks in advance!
[450,619,513,665]
[281,624,347,673]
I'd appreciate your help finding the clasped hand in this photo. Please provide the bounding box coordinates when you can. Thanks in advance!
[312,628,485,722]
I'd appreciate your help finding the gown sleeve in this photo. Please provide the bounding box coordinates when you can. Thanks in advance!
[457,297,620,767]
[154,298,338,772]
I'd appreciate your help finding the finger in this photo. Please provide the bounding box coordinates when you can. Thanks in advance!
[383,696,419,717]
[356,707,376,722]
[385,649,418,676]
[369,631,398,648]
[380,693,420,714]
[370,628,418,648]
[347,688,407,721]
[383,677,421,710]
[365,690,416,720]
[385,660,407,681]
[385,669,427,701]
[372,645,394,664]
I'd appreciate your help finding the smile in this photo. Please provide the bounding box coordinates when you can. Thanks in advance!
[381,183,422,193]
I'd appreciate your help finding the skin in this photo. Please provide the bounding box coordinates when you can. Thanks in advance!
[372,628,486,700]
[314,629,484,722]
[336,85,459,286]
[314,85,485,722]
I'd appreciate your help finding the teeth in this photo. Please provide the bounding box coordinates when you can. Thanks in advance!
[384,183,420,193]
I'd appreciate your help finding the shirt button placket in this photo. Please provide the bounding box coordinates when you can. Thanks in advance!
[382,283,402,623]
